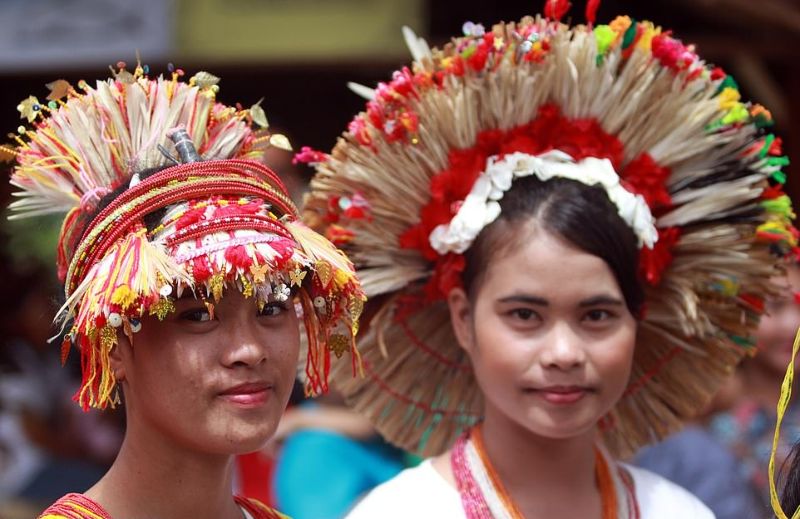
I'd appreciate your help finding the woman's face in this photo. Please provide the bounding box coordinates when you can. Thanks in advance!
[113,289,299,455]
[756,266,800,375]
[449,228,637,440]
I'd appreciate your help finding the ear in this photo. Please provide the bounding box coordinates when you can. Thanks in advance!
[447,287,475,353]
[110,331,132,383]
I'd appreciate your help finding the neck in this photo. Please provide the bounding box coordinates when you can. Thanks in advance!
[478,404,601,518]
[86,413,241,519]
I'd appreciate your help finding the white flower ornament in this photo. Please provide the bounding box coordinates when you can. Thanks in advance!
[428,150,658,255]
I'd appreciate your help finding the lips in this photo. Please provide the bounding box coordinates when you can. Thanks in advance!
[218,382,273,407]
[526,385,593,405]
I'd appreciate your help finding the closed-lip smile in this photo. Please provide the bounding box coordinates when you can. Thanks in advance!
[218,382,273,407]
[526,385,594,405]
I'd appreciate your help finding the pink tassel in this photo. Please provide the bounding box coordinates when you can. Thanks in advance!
[586,0,601,26]
[544,0,571,21]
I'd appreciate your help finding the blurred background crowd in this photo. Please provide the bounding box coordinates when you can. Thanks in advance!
[0,1,799,518]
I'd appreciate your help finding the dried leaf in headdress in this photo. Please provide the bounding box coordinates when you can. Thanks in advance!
[17,96,41,123]
[0,144,16,163]
[192,71,221,89]
[46,80,72,101]
[269,134,292,151]
[112,68,136,84]
[250,99,269,129]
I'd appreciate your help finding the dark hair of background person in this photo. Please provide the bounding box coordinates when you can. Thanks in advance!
[780,441,800,517]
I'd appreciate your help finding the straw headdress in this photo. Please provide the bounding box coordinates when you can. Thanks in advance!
[6,63,364,410]
[302,10,795,457]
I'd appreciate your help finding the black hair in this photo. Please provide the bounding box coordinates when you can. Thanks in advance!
[780,441,800,517]
[462,175,644,315]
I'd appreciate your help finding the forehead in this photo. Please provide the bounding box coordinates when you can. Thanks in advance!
[478,228,622,300]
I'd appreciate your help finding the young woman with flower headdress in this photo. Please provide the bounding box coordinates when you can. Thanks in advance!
[5,65,364,519]
[300,3,796,518]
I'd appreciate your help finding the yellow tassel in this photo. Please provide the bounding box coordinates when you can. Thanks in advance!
[285,220,357,282]
[111,285,137,309]
[63,227,192,410]
[769,326,800,519]
[299,290,326,396]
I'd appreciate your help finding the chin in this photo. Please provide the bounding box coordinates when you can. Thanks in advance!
[531,423,597,440]
[229,435,273,454]
[204,416,279,453]
[519,411,600,440]
[205,427,275,454]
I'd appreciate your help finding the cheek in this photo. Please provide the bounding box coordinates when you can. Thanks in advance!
[470,317,530,384]
[594,327,636,392]
[269,325,301,386]
[134,338,209,406]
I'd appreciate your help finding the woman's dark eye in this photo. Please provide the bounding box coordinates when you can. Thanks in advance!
[179,308,213,322]
[584,309,612,322]
[260,302,287,317]
[510,308,537,320]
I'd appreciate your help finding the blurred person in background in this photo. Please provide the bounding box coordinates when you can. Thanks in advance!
[269,389,407,519]
[636,260,800,518]
[708,261,800,512]
[0,263,121,512]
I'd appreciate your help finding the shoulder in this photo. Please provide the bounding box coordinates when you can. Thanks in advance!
[623,463,716,519]
[345,459,463,519]
[234,496,289,519]
[38,493,112,519]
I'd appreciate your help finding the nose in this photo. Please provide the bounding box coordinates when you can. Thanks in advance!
[220,314,268,369]
[539,322,586,371]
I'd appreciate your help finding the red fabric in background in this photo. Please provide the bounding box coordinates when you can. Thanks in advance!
[237,452,277,506]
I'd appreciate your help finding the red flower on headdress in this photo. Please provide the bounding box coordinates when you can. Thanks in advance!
[622,153,672,210]
[710,67,727,81]
[401,103,664,302]
[761,184,785,200]
[176,205,206,230]
[639,227,681,286]
[293,146,329,166]
[739,293,765,314]
[387,67,418,100]
[225,244,254,270]
[544,0,572,21]
[585,0,601,25]
[325,193,372,225]
[348,117,372,147]
[325,224,356,246]
[395,103,678,302]
[466,38,491,72]
[651,33,698,73]
[216,198,262,218]
[425,253,466,301]
[191,255,213,282]
[268,238,297,263]
[769,136,784,156]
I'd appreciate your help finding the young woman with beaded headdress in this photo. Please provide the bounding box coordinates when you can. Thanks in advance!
[300,3,796,518]
[5,65,364,519]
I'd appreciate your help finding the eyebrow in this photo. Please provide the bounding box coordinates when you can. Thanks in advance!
[497,295,548,306]
[496,294,624,307]
[578,296,625,307]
